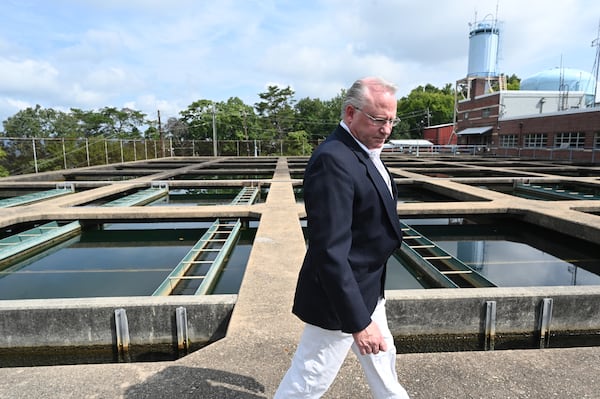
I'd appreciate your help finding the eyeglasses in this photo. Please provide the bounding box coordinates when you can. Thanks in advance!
[355,107,400,127]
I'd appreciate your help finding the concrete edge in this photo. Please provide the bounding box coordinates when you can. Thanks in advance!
[0,295,237,349]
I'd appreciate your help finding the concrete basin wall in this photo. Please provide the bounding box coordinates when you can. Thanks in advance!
[3,287,600,355]
[0,295,236,350]
[387,286,600,351]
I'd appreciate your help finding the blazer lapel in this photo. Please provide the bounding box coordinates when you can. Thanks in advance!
[365,156,402,241]
[335,127,403,242]
[380,161,402,241]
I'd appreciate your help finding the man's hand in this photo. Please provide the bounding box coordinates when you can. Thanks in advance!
[352,321,387,355]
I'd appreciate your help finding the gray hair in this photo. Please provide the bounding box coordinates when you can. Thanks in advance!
[341,77,397,118]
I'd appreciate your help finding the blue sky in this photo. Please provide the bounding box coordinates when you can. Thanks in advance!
[1,0,599,125]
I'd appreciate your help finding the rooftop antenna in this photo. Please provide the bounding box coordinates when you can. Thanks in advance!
[558,55,569,111]
[592,19,600,106]
[495,0,499,22]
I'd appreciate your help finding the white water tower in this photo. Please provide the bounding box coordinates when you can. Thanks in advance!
[467,15,500,77]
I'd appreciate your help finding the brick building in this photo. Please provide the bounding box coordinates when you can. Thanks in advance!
[422,123,456,145]
[454,76,600,162]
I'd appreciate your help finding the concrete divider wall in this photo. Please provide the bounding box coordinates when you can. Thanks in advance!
[0,295,236,349]
[3,288,600,354]
[386,286,600,350]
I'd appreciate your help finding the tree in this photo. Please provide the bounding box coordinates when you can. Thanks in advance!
[180,99,216,140]
[1,106,81,173]
[179,97,259,150]
[487,74,521,92]
[218,97,258,141]
[70,107,147,138]
[0,146,8,177]
[0,144,12,176]
[506,74,521,90]
[396,84,454,139]
[255,85,296,140]
[163,117,189,141]
[2,105,78,138]
[284,130,311,155]
[70,108,108,137]
[99,107,147,138]
[294,96,339,140]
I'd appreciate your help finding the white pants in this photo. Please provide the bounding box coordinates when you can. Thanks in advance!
[274,299,410,399]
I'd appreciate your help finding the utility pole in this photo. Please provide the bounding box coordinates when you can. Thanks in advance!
[242,110,250,156]
[212,103,217,156]
[158,110,164,157]
[426,107,431,126]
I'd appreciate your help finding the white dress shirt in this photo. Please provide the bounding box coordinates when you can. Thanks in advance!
[340,121,393,198]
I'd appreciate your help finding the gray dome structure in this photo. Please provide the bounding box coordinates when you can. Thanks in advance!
[520,67,597,106]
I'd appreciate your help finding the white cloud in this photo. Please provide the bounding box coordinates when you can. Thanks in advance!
[127,94,188,120]
[0,98,33,121]
[0,58,60,94]
[1,0,600,127]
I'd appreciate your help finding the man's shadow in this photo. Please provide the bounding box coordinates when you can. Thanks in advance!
[125,365,266,398]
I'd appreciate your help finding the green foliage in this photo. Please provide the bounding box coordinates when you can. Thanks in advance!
[0,146,9,177]
[505,74,521,90]
[1,106,151,174]
[284,130,311,155]
[2,105,78,138]
[100,107,147,138]
[0,78,519,172]
[1,78,522,144]
[3,106,148,139]
[179,97,259,142]
[396,84,455,139]
[220,97,258,140]
[294,92,342,140]
[179,99,215,140]
[255,85,296,140]
[144,125,160,140]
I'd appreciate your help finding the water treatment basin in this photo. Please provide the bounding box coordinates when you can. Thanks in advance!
[0,220,256,300]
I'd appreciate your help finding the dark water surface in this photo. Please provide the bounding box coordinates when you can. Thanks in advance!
[0,221,255,300]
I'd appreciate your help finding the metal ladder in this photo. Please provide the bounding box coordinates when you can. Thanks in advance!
[396,222,496,288]
[0,221,82,268]
[229,186,260,205]
[152,218,242,296]
[102,182,169,207]
[0,183,75,208]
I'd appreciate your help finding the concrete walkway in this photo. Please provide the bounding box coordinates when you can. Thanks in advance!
[1,343,599,398]
[1,156,600,398]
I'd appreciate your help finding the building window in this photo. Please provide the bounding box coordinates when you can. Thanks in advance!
[482,108,491,118]
[554,132,585,149]
[463,112,469,120]
[524,134,547,148]
[499,135,517,147]
[594,132,600,149]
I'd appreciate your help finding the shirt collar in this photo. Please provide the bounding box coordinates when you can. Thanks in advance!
[339,121,382,159]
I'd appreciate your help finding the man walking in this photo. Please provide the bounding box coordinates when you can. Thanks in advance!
[274,77,410,398]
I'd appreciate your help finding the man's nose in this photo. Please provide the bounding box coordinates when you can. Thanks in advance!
[380,123,393,134]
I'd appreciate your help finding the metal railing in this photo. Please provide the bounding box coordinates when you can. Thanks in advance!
[492,146,600,163]
[0,137,322,176]
[2,137,599,176]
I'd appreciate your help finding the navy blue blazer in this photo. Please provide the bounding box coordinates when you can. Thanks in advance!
[292,125,403,333]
